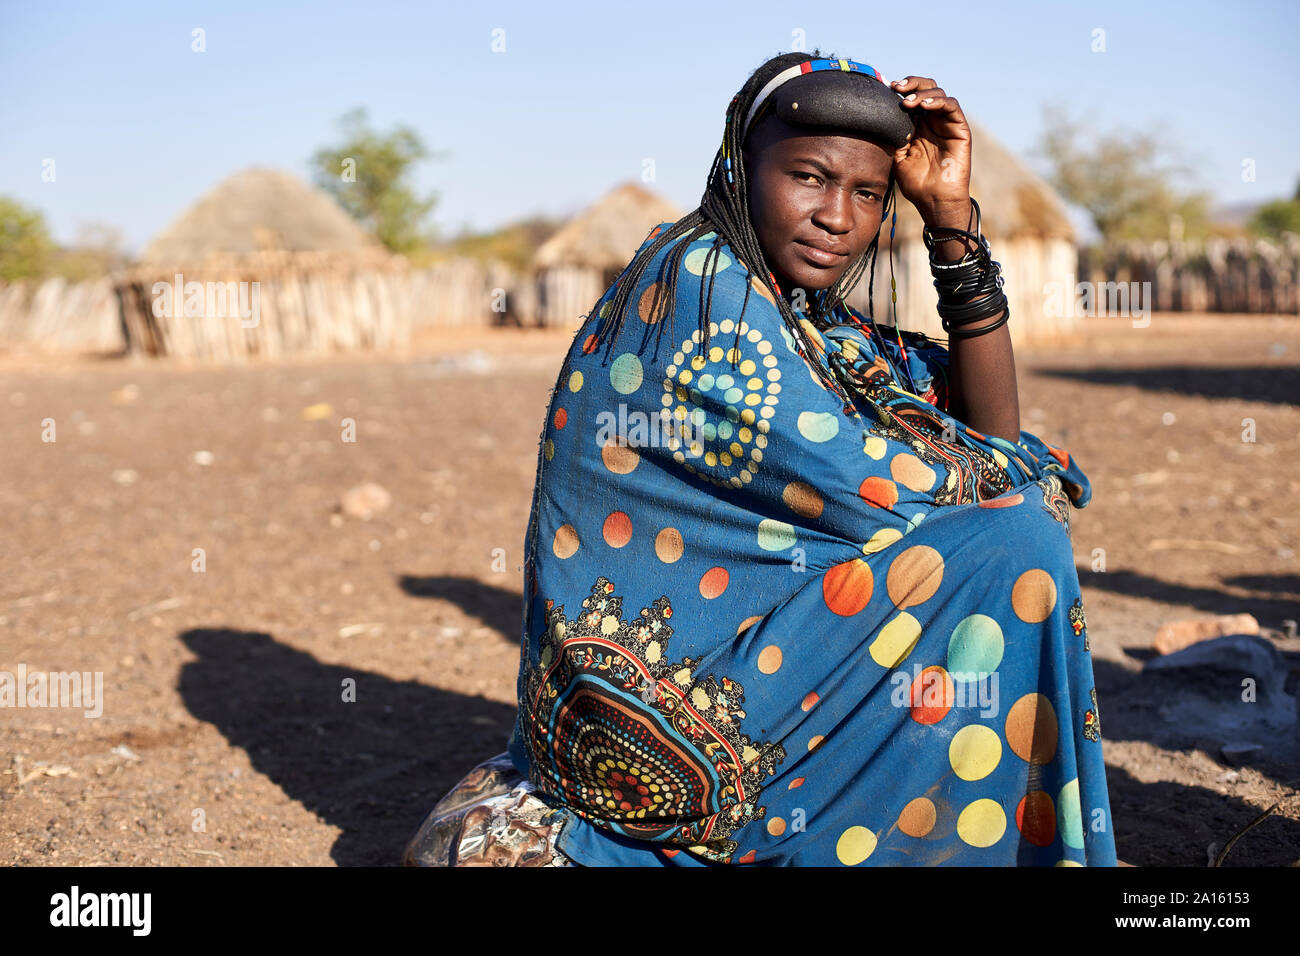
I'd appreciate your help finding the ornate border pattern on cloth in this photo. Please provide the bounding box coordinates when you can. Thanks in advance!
[519,577,786,862]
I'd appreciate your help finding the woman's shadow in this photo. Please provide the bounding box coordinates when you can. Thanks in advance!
[176,627,517,866]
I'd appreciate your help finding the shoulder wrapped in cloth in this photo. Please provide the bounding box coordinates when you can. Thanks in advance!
[505,224,1115,867]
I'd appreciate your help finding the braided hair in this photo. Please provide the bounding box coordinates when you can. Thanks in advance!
[590,49,900,409]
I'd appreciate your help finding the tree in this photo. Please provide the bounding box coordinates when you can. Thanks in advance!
[0,196,55,282]
[1248,176,1300,239]
[310,108,442,254]
[1035,105,1213,242]
[51,223,128,280]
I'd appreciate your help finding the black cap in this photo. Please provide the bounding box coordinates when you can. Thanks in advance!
[764,70,915,150]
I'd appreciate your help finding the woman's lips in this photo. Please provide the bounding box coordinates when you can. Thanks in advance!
[794,240,848,268]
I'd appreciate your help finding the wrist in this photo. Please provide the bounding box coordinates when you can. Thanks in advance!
[919,197,974,231]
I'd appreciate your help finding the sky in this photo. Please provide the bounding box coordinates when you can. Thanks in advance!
[2,0,1297,254]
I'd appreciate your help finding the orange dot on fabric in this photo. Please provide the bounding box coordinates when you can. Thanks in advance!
[602,511,632,548]
[801,691,820,712]
[601,438,640,475]
[977,492,1023,509]
[1048,444,1070,469]
[638,281,671,324]
[886,545,945,609]
[736,849,757,864]
[552,524,579,559]
[858,476,899,510]
[737,614,763,634]
[1017,790,1057,847]
[898,797,937,837]
[750,275,776,305]
[823,559,874,616]
[757,645,783,674]
[699,566,729,599]
[1012,569,1057,622]
[553,407,567,429]
[654,527,684,563]
[788,777,805,790]
[767,817,787,836]
[808,735,825,752]
[782,481,824,519]
[1005,693,1059,765]
[582,334,599,354]
[909,665,954,725]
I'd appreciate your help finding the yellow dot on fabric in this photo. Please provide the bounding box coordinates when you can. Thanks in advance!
[1012,569,1057,622]
[1055,860,1083,867]
[836,826,877,865]
[709,346,724,362]
[807,735,825,752]
[552,524,579,559]
[957,799,1006,848]
[601,438,640,475]
[949,724,1003,781]
[782,481,824,518]
[863,435,888,459]
[654,527,684,563]
[890,453,936,492]
[767,817,787,836]
[886,545,945,608]
[992,448,1009,468]
[898,797,936,837]
[869,611,922,667]
[543,439,554,460]
[691,355,707,371]
[568,371,583,391]
[757,645,783,674]
[1005,693,1058,765]
[862,527,903,554]
[740,360,756,375]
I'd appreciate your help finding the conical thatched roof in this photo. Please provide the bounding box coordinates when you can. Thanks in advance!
[140,167,390,266]
[534,182,684,270]
[888,121,1074,242]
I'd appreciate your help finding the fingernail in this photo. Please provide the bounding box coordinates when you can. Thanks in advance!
[922,97,933,104]
[905,93,916,101]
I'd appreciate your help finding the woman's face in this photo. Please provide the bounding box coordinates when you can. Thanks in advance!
[743,115,893,295]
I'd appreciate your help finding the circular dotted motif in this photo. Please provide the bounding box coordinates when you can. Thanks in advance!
[662,320,781,489]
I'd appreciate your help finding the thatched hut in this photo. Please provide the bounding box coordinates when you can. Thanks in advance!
[532,182,683,327]
[118,167,407,359]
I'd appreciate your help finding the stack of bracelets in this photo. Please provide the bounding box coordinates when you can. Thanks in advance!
[922,197,1011,339]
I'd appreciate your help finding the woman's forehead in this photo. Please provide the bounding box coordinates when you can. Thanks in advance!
[746,116,894,168]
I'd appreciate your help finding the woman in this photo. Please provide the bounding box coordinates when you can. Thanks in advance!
[411,51,1116,867]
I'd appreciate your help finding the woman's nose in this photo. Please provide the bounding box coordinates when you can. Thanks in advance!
[811,188,853,233]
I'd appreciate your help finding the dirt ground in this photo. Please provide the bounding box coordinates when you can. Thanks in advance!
[1,313,1297,867]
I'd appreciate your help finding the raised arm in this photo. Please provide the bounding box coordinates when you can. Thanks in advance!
[889,74,1022,443]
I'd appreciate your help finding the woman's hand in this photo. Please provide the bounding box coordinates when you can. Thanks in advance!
[890,75,975,247]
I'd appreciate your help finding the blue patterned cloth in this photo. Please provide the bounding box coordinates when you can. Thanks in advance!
[505,222,1116,866]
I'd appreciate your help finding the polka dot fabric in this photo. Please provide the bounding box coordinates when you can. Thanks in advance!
[505,223,1116,867]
